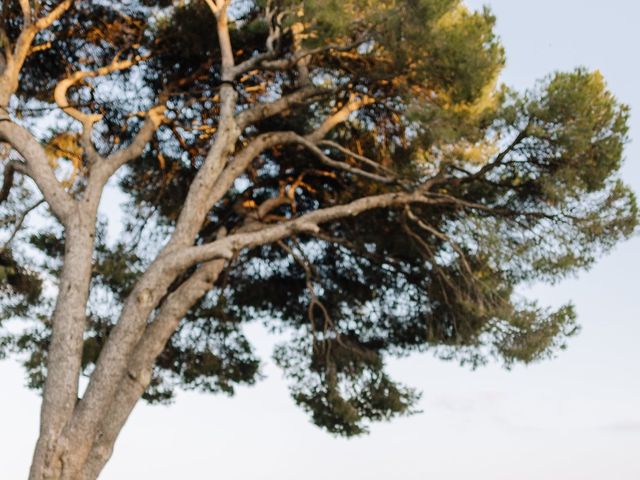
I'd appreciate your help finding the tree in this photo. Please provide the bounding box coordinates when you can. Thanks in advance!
[0,0,636,477]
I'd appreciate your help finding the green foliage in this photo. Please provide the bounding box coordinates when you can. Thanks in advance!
[0,249,43,312]
[526,69,629,196]
[275,336,419,435]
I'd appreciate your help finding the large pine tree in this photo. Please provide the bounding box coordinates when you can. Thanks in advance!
[0,0,636,478]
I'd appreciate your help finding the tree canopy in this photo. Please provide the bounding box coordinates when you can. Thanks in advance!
[0,0,636,477]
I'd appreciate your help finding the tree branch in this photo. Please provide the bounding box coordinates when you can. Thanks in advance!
[235,85,329,129]
[259,40,367,73]
[81,258,227,479]
[1,0,75,105]
[54,55,145,126]
[306,95,374,143]
[458,124,530,184]
[55,6,241,471]
[87,105,166,192]
[0,198,44,251]
[175,191,446,269]
[318,140,398,176]
[0,158,27,203]
[0,121,75,223]
[291,134,396,184]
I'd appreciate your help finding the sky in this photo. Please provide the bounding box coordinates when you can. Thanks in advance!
[1,1,639,478]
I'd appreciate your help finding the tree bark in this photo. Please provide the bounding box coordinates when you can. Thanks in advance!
[29,218,97,480]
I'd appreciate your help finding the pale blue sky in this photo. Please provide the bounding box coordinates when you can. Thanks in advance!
[1,1,639,478]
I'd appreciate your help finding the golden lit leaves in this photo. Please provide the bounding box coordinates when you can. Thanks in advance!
[453,139,499,165]
[45,132,83,186]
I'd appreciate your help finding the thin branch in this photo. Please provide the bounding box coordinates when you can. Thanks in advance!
[98,105,165,175]
[278,239,332,334]
[34,0,75,31]
[0,198,44,251]
[208,0,234,79]
[19,0,33,26]
[306,95,374,143]
[404,206,473,277]
[292,134,396,184]
[0,27,12,55]
[235,85,329,129]
[458,124,530,184]
[260,39,368,73]
[229,3,287,76]
[318,140,397,176]
[13,0,74,73]
[0,159,27,203]
[54,54,147,125]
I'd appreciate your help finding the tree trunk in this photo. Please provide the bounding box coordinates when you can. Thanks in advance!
[28,219,97,480]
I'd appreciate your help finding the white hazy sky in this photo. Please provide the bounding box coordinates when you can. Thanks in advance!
[2,1,639,478]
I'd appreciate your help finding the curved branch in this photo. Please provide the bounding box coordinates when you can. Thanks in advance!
[458,124,530,184]
[404,206,473,277]
[1,0,75,105]
[53,54,151,175]
[259,39,368,73]
[54,55,145,125]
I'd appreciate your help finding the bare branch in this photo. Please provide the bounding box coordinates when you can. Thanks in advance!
[0,27,12,55]
[233,32,365,79]
[0,198,44,251]
[458,124,530,184]
[0,121,75,222]
[307,95,374,143]
[15,0,74,69]
[191,124,393,236]
[318,140,398,176]
[404,206,473,277]
[260,40,366,72]
[53,54,153,179]
[0,158,27,203]
[54,55,145,125]
[278,239,333,334]
[290,19,310,86]
[289,134,396,184]
[33,0,74,31]
[19,0,33,26]
[90,105,166,186]
[62,9,241,455]
[176,190,445,269]
[208,0,234,79]
[171,94,392,245]
[81,258,227,478]
[165,0,240,247]
[1,0,74,105]
[235,85,329,129]
[230,3,286,76]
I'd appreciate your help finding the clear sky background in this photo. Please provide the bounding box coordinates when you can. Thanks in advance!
[1,1,639,478]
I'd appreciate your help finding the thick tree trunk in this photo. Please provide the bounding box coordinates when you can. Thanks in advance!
[29,219,97,480]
